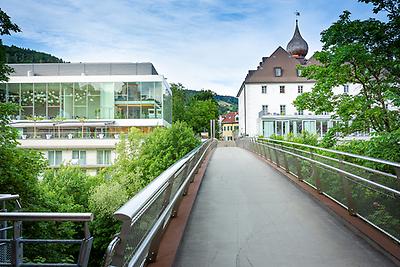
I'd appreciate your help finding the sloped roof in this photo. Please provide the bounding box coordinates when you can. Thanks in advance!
[221,112,238,124]
[237,47,319,97]
[244,46,311,84]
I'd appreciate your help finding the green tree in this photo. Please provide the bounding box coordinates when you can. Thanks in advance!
[186,99,219,134]
[0,8,21,81]
[294,1,400,135]
[171,83,189,122]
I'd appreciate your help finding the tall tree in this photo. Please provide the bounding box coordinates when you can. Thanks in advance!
[294,1,400,135]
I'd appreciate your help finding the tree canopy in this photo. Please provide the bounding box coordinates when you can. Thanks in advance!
[294,0,400,135]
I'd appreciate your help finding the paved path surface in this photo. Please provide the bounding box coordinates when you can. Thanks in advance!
[174,147,396,267]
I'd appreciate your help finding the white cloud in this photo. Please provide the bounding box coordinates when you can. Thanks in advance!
[2,0,383,96]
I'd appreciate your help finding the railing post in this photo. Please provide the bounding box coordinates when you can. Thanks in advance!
[11,221,22,267]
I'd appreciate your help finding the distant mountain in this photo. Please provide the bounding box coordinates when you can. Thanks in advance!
[4,45,65,63]
[185,89,238,114]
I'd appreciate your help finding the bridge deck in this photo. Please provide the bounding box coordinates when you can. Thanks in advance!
[174,147,396,267]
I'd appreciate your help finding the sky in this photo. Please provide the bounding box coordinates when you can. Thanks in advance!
[1,0,386,96]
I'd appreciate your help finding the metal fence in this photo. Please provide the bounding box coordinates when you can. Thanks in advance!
[103,139,217,267]
[0,194,93,267]
[237,137,400,243]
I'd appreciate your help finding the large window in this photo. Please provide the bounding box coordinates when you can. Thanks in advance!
[5,82,167,121]
[72,150,86,165]
[97,150,111,165]
[48,151,62,166]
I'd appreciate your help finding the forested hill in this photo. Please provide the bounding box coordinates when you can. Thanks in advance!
[4,45,65,63]
[185,89,238,113]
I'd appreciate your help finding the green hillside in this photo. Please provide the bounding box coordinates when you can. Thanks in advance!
[4,45,65,63]
[185,89,238,114]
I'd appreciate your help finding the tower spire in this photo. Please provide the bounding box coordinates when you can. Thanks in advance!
[286,12,308,59]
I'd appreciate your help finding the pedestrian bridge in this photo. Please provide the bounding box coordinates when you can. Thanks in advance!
[1,138,399,266]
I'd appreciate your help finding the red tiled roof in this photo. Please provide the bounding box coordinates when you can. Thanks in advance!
[221,112,238,124]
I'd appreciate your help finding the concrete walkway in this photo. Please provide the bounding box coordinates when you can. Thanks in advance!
[174,147,396,267]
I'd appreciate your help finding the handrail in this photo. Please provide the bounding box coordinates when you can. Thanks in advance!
[114,145,201,221]
[260,141,400,196]
[0,212,93,222]
[240,137,400,244]
[0,194,19,202]
[259,137,400,168]
[105,138,217,266]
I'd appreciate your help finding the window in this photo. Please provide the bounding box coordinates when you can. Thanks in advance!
[298,85,303,94]
[343,84,349,93]
[48,151,62,166]
[298,110,304,115]
[280,105,286,115]
[97,150,111,165]
[262,105,268,114]
[261,85,267,94]
[72,150,86,165]
[274,67,282,77]
[280,86,285,94]
[297,69,302,77]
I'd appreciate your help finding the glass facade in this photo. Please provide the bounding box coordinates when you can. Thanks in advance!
[2,82,172,123]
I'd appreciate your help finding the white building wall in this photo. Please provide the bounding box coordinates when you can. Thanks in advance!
[239,82,360,137]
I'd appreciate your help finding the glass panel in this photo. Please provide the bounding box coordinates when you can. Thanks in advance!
[162,85,172,124]
[62,83,74,119]
[128,82,140,101]
[128,106,140,119]
[8,83,20,104]
[154,82,162,119]
[72,150,79,159]
[97,150,103,164]
[48,151,55,166]
[55,151,62,165]
[88,83,100,119]
[115,82,127,119]
[79,151,86,165]
[263,121,274,137]
[74,83,87,118]
[0,82,6,102]
[34,83,47,118]
[276,121,283,135]
[105,150,111,164]
[100,82,115,119]
[21,83,33,106]
[48,83,61,119]
[303,120,317,134]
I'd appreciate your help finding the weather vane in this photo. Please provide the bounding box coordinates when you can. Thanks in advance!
[295,11,300,23]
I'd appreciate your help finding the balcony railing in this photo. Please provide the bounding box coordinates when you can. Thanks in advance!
[103,139,217,267]
[19,131,122,140]
[238,137,400,243]
[0,194,93,267]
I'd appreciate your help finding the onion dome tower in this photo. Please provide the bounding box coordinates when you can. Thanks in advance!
[286,19,308,59]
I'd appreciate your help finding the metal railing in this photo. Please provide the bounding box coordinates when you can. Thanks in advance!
[103,138,217,267]
[237,137,400,243]
[19,131,122,140]
[0,195,94,267]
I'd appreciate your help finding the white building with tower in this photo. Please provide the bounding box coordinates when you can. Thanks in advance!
[237,19,360,137]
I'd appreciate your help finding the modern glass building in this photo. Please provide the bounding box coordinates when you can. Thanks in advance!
[2,63,172,174]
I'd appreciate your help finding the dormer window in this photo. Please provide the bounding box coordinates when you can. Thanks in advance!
[297,69,302,77]
[274,67,282,77]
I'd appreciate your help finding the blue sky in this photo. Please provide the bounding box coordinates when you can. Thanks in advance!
[1,0,386,96]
